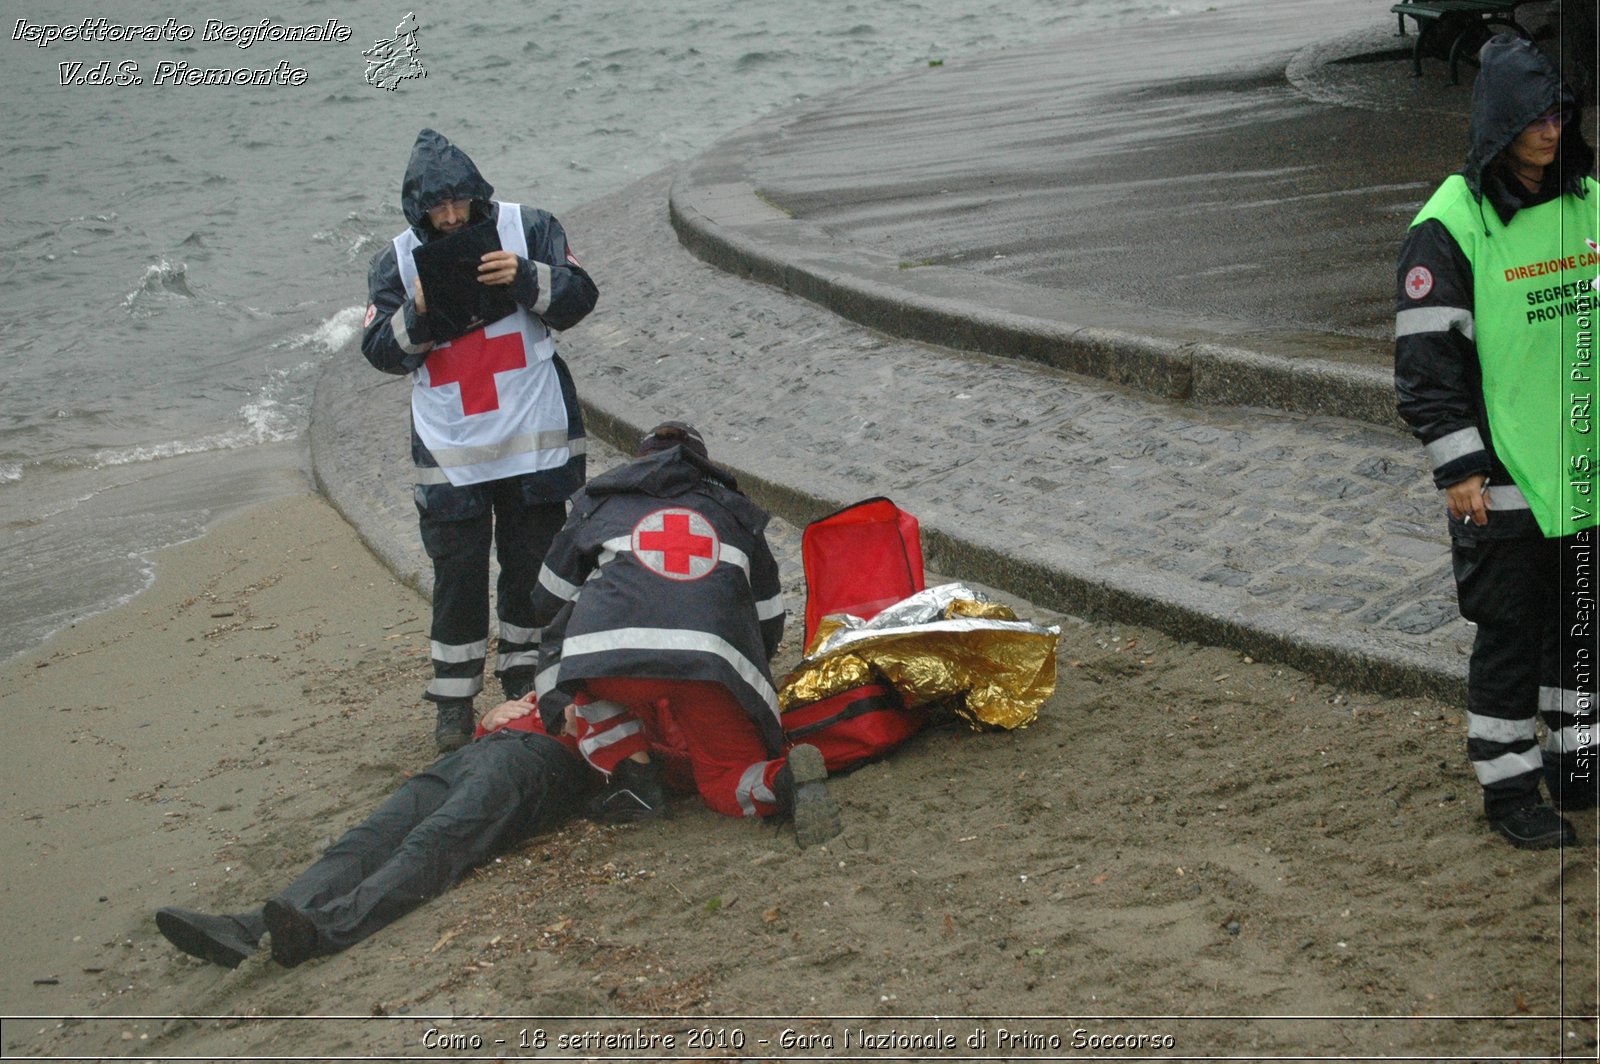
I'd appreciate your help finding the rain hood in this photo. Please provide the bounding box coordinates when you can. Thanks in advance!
[1463,34,1591,205]
[400,128,495,236]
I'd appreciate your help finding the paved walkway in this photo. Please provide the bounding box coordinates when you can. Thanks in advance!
[313,0,1495,701]
[670,0,1485,426]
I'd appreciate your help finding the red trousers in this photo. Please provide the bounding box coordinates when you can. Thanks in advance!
[572,677,783,819]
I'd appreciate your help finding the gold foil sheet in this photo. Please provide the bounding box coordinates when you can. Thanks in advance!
[781,584,1059,730]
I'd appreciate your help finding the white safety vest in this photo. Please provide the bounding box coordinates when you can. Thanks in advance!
[393,203,570,486]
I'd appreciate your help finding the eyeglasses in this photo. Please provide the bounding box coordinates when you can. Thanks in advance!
[1526,107,1574,132]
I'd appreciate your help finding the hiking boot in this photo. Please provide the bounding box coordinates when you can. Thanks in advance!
[155,907,261,969]
[1544,762,1599,812]
[779,744,841,849]
[433,699,476,753]
[588,758,667,823]
[1489,801,1577,850]
[263,898,320,969]
[499,666,539,703]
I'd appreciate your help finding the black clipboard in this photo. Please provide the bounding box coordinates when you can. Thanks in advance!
[412,220,518,342]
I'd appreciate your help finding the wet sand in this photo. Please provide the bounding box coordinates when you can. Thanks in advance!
[1,491,1594,1060]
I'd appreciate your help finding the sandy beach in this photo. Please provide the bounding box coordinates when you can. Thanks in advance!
[1,488,1594,1060]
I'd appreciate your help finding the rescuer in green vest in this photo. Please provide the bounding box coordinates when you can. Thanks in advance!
[1396,34,1598,849]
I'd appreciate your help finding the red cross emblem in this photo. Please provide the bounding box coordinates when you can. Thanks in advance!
[1404,265,1433,301]
[424,328,527,415]
[632,508,719,581]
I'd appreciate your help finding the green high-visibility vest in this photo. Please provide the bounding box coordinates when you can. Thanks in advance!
[1414,174,1600,537]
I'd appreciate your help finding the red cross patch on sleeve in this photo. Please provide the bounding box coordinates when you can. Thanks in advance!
[363,303,378,328]
[1404,266,1434,301]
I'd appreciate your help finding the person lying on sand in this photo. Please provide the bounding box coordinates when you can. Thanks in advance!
[157,697,585,969]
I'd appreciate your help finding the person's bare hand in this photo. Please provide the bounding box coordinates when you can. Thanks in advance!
[480,695,536,732]
[413,277,428,315]
[1445,474,1490,526]
[478,250,520,287]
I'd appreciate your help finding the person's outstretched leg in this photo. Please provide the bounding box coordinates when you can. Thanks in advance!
[266,733,583,966]
[156,757,460,968]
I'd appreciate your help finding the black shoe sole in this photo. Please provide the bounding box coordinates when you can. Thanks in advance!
[155,908,254,969]
[1491,819,1578,850]
[263,899,320,969]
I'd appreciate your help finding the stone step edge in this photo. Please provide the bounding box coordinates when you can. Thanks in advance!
[669,172,1401,429]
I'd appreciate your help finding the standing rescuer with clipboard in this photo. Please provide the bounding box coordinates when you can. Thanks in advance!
[362,128,598,752]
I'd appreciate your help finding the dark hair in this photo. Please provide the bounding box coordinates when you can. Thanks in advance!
[636,421,708,459]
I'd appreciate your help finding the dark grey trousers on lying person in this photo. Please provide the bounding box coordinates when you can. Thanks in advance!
[156,728,586,969]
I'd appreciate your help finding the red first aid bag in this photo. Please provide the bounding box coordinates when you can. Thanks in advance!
[782,683,926,774]
[801,497,924,647]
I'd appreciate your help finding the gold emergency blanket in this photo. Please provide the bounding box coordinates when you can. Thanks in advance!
[780,584,1060,730]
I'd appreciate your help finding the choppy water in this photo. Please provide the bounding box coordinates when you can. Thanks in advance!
[0,0,1233,660]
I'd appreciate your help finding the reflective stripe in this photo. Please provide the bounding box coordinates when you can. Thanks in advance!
[719,543,750,577]
[1543,723,1600,755]
[559,627,779,713]
[533,662,560,698]
[414,465,452,486]
[1425,426,1484,469]
[734,760,776,818]
[538,565,583,603]
[1488,483,1530,511]
[391,306,431,355]
[1538,686,1595,719]
[428,675,483,699]
[426,424,572,469]
[1467,712,1538,744]
[756,594,786,622]
[499,621,540,645]
[534,260,553,316]
[1472,745,1543,785]
[1396,305,1475,340]
[431,638,488,664]
[597,535,631,569]
[576,699,630,725]
[578,718,644,761]
[497,647,540,670]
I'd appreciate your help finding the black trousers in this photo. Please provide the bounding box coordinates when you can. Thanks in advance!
[233,731,585,956]
[1453,529,1599,813]
[417,477,566,704]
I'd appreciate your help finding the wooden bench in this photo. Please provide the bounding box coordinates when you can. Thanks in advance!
[1390,0,1529,84]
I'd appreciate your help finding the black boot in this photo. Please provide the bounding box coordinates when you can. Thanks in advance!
[433,699,476,753]
[1488,795,1577,849]
[499,666,539,702]
[155,907,262,969]
[588,758,667,822]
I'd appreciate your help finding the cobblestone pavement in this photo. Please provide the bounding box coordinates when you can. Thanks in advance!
[559,173,1466,698]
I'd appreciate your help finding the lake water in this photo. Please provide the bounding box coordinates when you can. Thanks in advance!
[0,0,1237,660]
